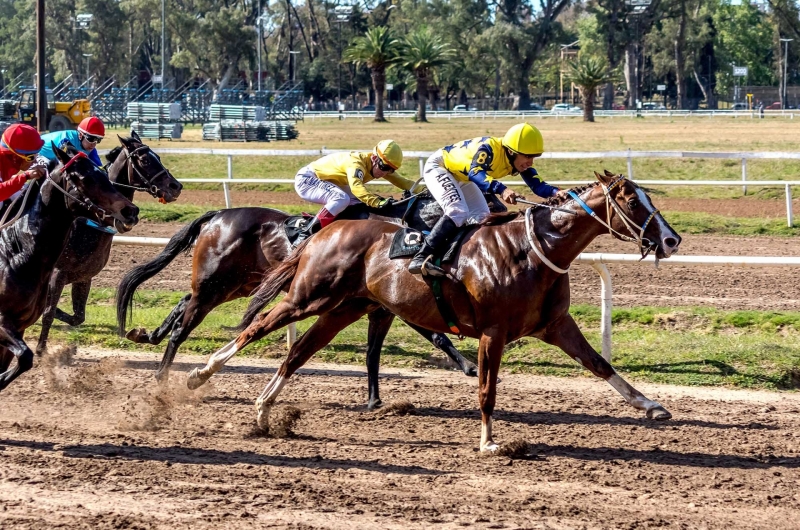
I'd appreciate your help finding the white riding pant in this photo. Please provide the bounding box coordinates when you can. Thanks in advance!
[423,149,490,227]
[294,166,360,216]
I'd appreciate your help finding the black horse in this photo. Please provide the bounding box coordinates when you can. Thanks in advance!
[116,193,499,408]
[0,143,139,392]
[34,131,182,355]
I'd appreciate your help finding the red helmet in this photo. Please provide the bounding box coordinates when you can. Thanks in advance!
[78,116,105,138]
[0,123,44,159]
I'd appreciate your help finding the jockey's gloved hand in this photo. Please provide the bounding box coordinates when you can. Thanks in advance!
[378,197,395,208]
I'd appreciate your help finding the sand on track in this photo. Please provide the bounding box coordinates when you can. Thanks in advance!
[1,348,799,529]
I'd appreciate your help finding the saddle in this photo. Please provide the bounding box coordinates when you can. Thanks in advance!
[388,226,469,264]
[283,213,315,246]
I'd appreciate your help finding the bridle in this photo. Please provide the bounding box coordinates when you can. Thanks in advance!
[111,145,170,198]
[46,151,116,222]
[525,175,661,274]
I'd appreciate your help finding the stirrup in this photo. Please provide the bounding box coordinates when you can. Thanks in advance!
[419,255,449,278]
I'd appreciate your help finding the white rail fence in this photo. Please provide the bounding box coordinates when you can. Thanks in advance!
[304,109,799,120]
[111,236,800,362]
[110,148,800,226]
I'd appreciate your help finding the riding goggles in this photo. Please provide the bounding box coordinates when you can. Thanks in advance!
[81,133,103,144]
[1,142,39,162]
[376,159,393,172]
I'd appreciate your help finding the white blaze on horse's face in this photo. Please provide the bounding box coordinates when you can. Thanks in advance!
[632,187,681,258]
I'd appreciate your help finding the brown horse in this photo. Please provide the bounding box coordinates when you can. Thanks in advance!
[0,144,139,391]
[187,171,681,451]
[116,196,482,408]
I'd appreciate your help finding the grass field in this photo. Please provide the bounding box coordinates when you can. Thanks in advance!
[36,288,800,391]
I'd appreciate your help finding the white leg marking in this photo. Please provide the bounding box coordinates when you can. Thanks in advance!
[187,339,238,389]
[480,417,499,453]
[607,373,670,419]
[256,374,288,431]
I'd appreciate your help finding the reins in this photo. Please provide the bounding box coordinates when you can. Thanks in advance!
[111,145,170,198]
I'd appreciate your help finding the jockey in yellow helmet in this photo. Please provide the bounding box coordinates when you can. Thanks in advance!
[293,139,414,244]
[409,123,559,275]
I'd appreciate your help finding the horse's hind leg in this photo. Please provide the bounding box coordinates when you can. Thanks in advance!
[127,294,190,345]
[0,331,34,393]
[256,299,378,432]
[55,279,91,326]
[366,308,395,410]
[155,291,221,382]
[405,321,478,377]
[541,313,671,420]
[36,271,70,356]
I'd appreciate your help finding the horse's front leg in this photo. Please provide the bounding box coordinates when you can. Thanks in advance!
[477,328,506,452]
[541,313,671,420]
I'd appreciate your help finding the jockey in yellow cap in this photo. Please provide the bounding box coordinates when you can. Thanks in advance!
[293,139,414,244]
[409,123,559,275]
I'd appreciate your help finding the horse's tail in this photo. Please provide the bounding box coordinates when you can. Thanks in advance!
[116,210,221,335]
[234,239,311,331]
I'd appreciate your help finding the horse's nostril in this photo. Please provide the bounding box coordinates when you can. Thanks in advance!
[169,181,182,190]
[664,237,679,248]
[122,205,140,221]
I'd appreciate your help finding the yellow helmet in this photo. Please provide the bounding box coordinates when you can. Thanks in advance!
[374,139,403,170]
[501,123,544,156]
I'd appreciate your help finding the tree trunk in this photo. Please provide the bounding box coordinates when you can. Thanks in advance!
[603,81,615,110]
[416,69,428,122]
[372,67,386,122]
[624,43,636,108]
[583,88,595,122]
[675,0,687,110]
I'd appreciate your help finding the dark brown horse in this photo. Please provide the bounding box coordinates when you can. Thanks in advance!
[0,144,139,392]
[116,196,483,408]
[35,131,182,355]
[188,171,682,451]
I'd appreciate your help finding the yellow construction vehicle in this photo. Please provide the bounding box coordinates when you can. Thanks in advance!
[13,88,92,131]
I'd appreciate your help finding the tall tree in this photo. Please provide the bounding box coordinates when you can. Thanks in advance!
[343,26,399,121]
[568,53,608,121]
[398,27,454,122]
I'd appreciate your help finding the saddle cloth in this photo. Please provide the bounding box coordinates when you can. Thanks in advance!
[388,226,469,263]
[283,214,314,246]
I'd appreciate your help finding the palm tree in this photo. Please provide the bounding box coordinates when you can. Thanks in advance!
[343,27,399,122]
[568,54,609,122]
[398,27,455,122]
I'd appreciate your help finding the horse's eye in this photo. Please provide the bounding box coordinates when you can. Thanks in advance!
[628,198,640,209]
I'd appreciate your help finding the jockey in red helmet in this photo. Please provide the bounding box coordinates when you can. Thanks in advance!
[0,124,46,203]
[39,116,105,167]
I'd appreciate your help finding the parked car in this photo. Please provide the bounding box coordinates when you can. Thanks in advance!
[551,103,582,113]
[361,104,376,112]
[641,102,666,111]
[765,102,783,110]
[731,103,749,111]
[453,104,478,111]
[529,103,545,111]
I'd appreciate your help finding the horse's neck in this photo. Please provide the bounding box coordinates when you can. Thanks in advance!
[107,152,136,201]
[4,180,75,275]
[528,193,610,268]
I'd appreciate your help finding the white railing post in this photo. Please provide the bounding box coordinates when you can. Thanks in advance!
[590,263,613,362]
[287,323,297,348]
[223,155,233,208]
[626,148,634,180]
[741,158,747,195]
[419,157,424,179]
[786,184,793,228]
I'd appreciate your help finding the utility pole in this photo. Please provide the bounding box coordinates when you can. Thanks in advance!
[83,53,93,84]
[161,0,167,88]
[36,0,46,131]
[781,38,793,109]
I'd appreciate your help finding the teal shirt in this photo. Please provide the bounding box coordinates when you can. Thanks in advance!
[39,130,102,166]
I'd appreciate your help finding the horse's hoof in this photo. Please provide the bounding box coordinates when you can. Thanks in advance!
[463,363,478,377]
[154,370,170,384]
[186,368,207,390]
[125,328,149,344]
[646,405,672,421]
[480,442,500,453]
[256,402,270,433]
[368,398,383,410]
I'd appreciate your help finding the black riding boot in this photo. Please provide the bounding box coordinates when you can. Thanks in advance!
[408,215,459,276]
[293,216,322,247]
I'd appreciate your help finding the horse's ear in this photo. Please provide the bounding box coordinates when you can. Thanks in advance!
[118,134,134,150]
[604,169,615,178]
[52,142,71,164]
[595,170,615,186]
[130,129,141,142]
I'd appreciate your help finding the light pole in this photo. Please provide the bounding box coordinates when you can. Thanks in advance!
[83,53,93,85]
[161,0,167,87]
[781,38,793,109]
[289,50,300,84]
[332,5,352,107]
[257,12,269,92]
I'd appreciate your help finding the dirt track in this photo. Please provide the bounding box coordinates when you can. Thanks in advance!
[1,348,799,529]
[105,220,800,311]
